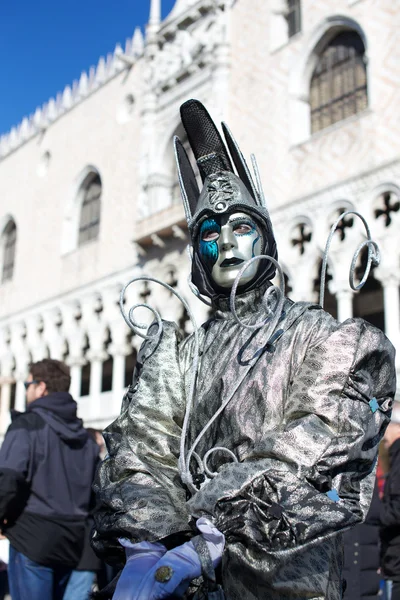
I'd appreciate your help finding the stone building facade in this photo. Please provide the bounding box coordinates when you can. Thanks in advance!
[0,0,398,433]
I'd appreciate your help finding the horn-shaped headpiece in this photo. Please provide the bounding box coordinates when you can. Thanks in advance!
[174,99,277,288]
[174,99,271,232]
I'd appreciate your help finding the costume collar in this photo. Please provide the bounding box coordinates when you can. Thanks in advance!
[213,282,275,321]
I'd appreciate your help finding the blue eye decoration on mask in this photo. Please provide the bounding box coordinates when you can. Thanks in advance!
[199,218,220,269]
[252,233,261,257]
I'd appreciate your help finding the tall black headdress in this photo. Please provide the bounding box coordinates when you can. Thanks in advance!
[174,99,277,297]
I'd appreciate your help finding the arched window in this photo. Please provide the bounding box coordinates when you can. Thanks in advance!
[310,31,367,134]
[78,173,102,246]
[2,220,17,283]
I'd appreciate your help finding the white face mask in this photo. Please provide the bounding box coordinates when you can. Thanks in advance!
[199,212,264,289]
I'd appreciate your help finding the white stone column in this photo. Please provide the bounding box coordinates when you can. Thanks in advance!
[89,355,103,399]
[69,361,83,400]
[10,322,30,413]
[0,332,13,432]
[14,379,26,412]
[111,354,125,393]
[107,314,131,415]
[63,300,90,414]
[381,276,400,345]
[43,309,65,361]
[26,315,47,362]
[336,289,354,322]
[0,380,11,433]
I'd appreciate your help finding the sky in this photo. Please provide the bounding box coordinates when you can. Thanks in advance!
[0,0,176,135]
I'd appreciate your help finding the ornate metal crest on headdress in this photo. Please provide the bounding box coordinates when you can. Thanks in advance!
[206,173,240,212]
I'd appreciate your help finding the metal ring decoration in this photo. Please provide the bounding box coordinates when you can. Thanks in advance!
[349,239,380,291]
[126,302,162,340]
[119,277,172,340]
[319,211,380,309]
[203,447,239,478]
[229,255,285,331]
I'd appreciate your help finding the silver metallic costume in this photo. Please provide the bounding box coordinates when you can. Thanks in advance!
[93,101,396,599]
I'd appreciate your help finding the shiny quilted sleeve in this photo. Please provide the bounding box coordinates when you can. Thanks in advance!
[188,319,396,555]
[92,321,192,562]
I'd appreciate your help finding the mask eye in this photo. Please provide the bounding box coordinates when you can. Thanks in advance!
[233,222,254,235]
[202,231,219,242]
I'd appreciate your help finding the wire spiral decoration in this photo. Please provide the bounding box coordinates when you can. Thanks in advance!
[319,211,380,309]
[119,276,201,494]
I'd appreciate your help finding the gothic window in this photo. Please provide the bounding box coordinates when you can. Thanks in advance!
[287,0,301,38]
[374,191,400,227]
[310,31,367,134]
[331,209,354,242]
[290,223,312,255]
[2,220,17,283]
[78,173,102,246]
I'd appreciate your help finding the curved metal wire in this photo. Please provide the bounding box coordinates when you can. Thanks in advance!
[230,255,285,332]
[319,211,380,309]
[119,275,200,494]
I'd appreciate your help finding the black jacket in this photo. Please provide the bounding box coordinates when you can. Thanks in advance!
[380,438,400,581]
[343,482,381,599]
[0,392,99,567]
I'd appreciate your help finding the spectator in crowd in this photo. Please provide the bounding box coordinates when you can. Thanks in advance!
[0,359,99,600]
[342,481,382,600]
[63,428,105,600]
[380,402,400,600]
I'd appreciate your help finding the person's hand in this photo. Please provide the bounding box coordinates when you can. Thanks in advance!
[112,540,167,600]
[134,517,225,600]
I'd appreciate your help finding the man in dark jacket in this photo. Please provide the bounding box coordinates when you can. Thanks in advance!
[0,359,99,600]
[343,482,382,600]
[380,403,400,600]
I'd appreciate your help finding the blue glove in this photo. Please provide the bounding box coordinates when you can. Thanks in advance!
[112,539,167,600]
[134,517,225,600]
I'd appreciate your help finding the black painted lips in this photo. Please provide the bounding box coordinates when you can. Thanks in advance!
[220,257,244,267]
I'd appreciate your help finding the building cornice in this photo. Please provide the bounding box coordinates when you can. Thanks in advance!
[0,28,145,162]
